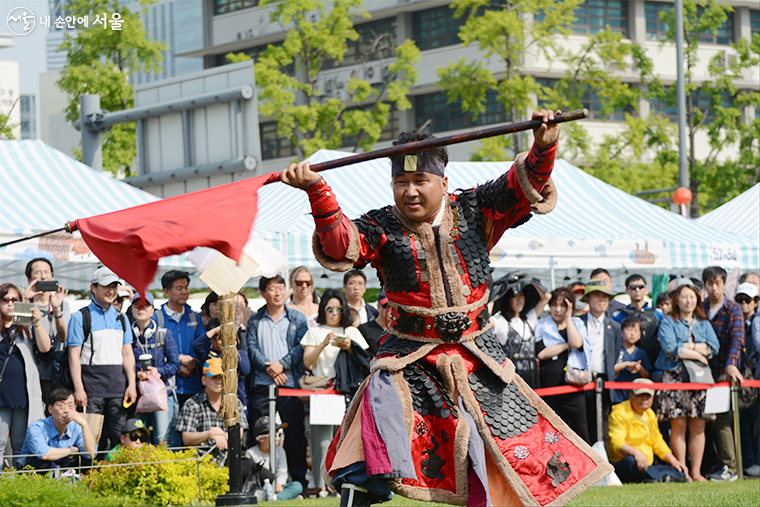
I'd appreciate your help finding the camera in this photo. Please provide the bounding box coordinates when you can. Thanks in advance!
[12,302,34,326]
[35,280,59,292]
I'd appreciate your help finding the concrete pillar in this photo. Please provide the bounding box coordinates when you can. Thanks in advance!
[629,0,646,44]
[80,94,102,171]
[735,7,751,42]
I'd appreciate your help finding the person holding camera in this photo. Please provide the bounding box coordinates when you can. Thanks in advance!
[0,283,52,469]
[24,258,70,406]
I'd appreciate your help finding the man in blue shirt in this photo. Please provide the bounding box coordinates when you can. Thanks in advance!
[247,275,309,490]
[68,267,135,451]
[612,274,662,367]
[17,388,96,470]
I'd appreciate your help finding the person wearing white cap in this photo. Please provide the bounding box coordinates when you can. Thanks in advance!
[734,282,760,478]
[67,266,135,451]
[608,379,689,483]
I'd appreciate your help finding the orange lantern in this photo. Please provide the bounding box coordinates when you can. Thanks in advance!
[673,187,692,205]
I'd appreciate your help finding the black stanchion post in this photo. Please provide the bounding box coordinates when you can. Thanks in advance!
[269,384,277,474]
[731,378,743,480]
[595,378,603,444]
[228,422,243,492]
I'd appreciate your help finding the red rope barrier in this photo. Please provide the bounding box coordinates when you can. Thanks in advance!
[272,379,760,398]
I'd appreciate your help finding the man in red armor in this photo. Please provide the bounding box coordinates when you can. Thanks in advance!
[281,110,611,506]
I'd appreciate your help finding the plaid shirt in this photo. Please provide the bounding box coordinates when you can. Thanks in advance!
[175,389,248,464]
[704,297,744,378]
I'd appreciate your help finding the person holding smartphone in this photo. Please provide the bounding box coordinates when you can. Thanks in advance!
[301,289,368,498]
[24,258,69,406]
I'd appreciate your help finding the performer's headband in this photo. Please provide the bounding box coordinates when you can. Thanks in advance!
[391,154,446,178]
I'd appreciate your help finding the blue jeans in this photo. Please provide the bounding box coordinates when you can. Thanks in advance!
[139,395,175,445]
[612,455,685,483]
[740,401,759,468]
[0,406,28,469]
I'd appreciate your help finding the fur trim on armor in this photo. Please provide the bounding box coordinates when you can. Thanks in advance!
[370,343,440,373]
[312,220,362,272]
[532,179,557,215]
[387,291,489,318]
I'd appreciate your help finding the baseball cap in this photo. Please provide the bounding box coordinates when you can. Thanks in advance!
[736,282,759,299]
[91,267,120,287]
[203,357,223,377]
[582,279,616,301]
[569,282,585,295]
[252,416,288,438]
[631,378,655,396]
[121,418,149,435]
[131,292,156,307]
[377,289,388,306]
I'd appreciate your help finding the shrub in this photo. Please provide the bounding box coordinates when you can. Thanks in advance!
[82,445,228,506]
[0,473,135,506]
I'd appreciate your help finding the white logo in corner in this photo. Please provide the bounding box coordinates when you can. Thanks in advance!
[6,7,36,36]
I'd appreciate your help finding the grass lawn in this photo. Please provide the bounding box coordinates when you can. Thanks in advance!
[266,480,760,507]
[0,473,756,506]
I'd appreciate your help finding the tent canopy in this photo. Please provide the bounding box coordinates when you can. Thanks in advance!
[0,141,191,290]
[696,183,759,241]
[252,150,758,287]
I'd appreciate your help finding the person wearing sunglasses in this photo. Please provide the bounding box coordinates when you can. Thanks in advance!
[613,274,663,368]
[301,289,369,498]
[0,283,52,469]
[734,282,760,478]
[287,266,320,327]
[105,418,150,462]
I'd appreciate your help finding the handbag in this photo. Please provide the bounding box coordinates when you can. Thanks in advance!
[681,359,715,384]
[297,372,331,404]
[738,362,758,410]
[136,368,169,413]
[565,365,592,386]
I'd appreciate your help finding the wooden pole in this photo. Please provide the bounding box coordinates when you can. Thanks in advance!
[218,293,242,492]
[263,108,589,184]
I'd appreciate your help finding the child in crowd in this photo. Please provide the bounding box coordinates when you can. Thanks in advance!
[613,317,652,404]
[192,320,250,404]
[244,416,304,501]
[654,293,671,321]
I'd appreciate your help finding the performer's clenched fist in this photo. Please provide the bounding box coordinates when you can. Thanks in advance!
[532,108,562,148]
[281,160,322,189]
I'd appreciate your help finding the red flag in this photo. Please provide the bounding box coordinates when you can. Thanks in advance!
[72,174,273,297]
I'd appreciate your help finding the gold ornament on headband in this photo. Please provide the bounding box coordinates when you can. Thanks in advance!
[404,155,417,172]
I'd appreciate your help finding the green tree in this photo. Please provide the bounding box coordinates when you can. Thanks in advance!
[437,0,584,158]
[236,0,420,158]
[57,0,167,175]
[654,0,760,215]
[0,97,18,139]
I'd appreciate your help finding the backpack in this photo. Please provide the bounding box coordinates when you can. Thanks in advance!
[59,307,126,390]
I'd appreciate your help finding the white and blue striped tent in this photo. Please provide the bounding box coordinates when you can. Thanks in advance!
[251,149,759,287]
[0,141,193,290]
[696,183,759,241]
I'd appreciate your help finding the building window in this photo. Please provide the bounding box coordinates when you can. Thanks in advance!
[650,89,734,124]
[415,91,508,133]
[696,6,733,44]
[571,1,628,37]
[537,79,629,121]
[325,18,397,69]
[412,6,464,50]
[19,95,35,140]
[215,0,258,15]
[645,2,670,41]
[260,122,297,160]
[646,2,733,44]
[341,105,398,149]
[750,10,759,39]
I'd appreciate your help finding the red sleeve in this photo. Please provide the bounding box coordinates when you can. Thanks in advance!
[305,178,380,263]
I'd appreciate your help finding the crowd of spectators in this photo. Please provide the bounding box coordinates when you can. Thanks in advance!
[0,259,758,495]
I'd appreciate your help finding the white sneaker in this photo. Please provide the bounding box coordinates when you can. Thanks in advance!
[708,465,738,482]
[318,489,329,498]
[745,464,760,477]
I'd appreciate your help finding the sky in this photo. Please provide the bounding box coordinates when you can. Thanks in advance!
[1,0,54,137]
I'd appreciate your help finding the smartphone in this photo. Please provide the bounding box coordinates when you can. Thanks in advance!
[334,335,346,342]
[36,280,59,292]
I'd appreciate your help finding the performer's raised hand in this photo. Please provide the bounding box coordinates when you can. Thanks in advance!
[281,161,322,189]
[532,109,561,148]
